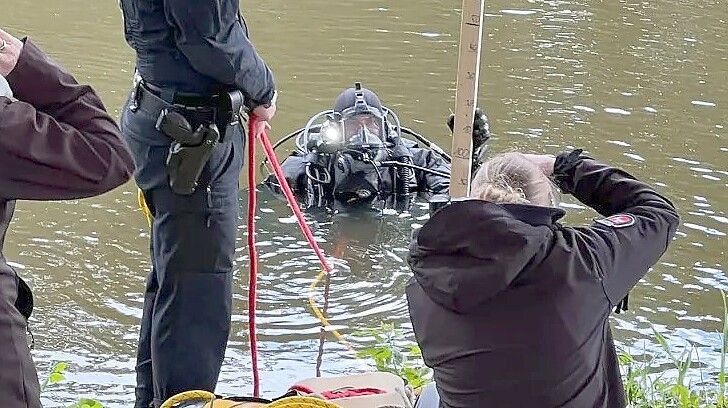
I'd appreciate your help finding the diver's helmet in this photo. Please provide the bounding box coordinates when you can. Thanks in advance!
[316,84,392,151]
[320,84,394,207]
[294,83,406,209]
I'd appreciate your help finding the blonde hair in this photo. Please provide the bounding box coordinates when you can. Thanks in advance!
[470,152,557,206]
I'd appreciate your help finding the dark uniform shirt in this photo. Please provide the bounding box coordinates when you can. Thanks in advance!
[120,0,275,107]
[406,153,679,407]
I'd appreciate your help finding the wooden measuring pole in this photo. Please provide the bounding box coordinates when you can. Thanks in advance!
[450,0,486,198]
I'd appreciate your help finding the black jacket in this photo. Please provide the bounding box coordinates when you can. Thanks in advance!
[406,153,679,408]
[120,0,275,107]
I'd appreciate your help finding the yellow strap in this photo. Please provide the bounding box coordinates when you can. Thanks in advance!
[308,270,354,352]
[266,396,343,408]
[160,390,216,408]
[137,188,153,227]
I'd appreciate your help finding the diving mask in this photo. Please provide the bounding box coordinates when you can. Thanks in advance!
[319,109,387,149]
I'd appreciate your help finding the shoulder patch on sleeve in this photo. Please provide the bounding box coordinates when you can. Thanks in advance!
[596,214,636,228]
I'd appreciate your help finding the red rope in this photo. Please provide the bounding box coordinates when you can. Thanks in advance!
[247,117,260,397]
[255,119,334,274]
[246,115,335,397]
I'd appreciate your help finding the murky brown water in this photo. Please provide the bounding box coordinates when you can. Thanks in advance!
[3,0,727,406]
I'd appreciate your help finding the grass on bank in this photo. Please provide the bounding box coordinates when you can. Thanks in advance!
[617,291,728,408]
[42,362,103,408]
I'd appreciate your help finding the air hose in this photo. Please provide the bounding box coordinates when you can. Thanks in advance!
[396,157,415,196]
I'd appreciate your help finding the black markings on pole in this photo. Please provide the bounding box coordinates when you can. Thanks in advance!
[452,0,483,197]
[454,147,471,159]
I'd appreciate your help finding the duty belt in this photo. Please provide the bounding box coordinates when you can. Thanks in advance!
[131,81,221,129]
[129,79,245,195]
[130,79,246,144]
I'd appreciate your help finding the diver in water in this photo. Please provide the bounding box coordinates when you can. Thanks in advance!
[264,83,490,211]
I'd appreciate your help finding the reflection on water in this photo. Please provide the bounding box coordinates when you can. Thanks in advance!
[2,0,726,406]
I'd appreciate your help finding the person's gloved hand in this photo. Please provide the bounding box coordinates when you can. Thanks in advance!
[448,108,491,174]
[447,108,491,148]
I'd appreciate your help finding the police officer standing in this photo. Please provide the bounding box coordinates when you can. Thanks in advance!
[118,1,276,407]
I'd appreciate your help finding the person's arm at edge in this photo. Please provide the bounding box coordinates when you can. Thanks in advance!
[0,38,134,201]
[163,0,275,109]
[554,150,680,306]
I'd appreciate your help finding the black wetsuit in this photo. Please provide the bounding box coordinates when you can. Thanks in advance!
[266,138,452,210]
[406,151,679,407]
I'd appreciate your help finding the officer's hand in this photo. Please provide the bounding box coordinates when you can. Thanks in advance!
[447,108,491,146]
[252,102,276,122]
[251,119,271,136]
[0,28,24,77]
[522,154,556,176]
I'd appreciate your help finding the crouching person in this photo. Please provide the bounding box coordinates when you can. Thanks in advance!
[406,150,679,407]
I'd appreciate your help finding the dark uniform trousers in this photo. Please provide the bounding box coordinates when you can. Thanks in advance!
[120,93,244,408]
[0,256,41,408]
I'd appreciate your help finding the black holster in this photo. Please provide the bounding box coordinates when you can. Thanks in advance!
[155,91,245,196]
[167,126,220,196]
[156,109,219,195]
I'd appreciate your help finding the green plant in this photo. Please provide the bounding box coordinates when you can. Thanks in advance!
[67,400,104,408]
[618,290,728,407]
[652,327,700,406]
[42,361,104,408]
[619,343,706,408]
[42,362,70,391]
[355,322,432,389]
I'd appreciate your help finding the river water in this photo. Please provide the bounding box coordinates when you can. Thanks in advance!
[2,0,726,406]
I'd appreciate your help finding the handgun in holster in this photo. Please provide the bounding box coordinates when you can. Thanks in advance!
[156,109,219,195]
[156,91,245,195]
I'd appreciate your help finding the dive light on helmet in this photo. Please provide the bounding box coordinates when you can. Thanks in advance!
[323,122,342,143]
[313,112,344,154]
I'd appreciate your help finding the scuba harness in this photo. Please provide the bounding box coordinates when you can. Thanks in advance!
[265,83,450,209]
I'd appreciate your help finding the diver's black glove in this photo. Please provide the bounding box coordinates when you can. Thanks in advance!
[447,108,491,148]
[447,108,491,174]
